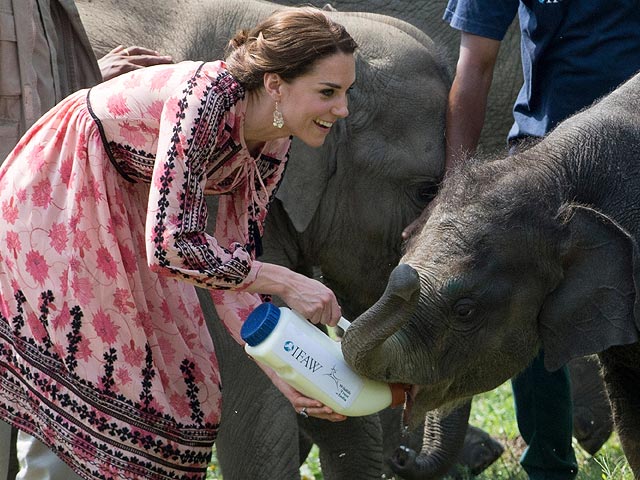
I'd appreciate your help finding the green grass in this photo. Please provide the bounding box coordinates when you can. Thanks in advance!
[463,382,633,480]
[207,381,632,479]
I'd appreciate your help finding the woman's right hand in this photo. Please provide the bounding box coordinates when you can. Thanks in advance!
[243,263,341,327]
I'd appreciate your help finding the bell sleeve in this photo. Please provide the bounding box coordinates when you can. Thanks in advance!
[145,66,259,290]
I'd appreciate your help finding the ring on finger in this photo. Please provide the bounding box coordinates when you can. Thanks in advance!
[298,407,308,418]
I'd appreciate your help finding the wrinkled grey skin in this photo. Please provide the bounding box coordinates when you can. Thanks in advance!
[379,403,505,480]
[342,71,640,476]
[78,0,450,478]
[569,356,613,455]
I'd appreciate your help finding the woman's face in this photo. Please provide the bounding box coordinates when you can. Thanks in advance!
[279,52,356,148]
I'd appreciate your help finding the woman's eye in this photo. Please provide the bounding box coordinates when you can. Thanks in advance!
[321,89,335,97]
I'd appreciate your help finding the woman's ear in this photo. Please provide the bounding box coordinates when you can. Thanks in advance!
[263,72,282,100]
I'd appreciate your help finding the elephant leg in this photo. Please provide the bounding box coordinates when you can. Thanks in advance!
[567,356,613,455]
[598,348,640,476]
[198,287,302,480]
[298,428,314,467]
[216,376,301,479]
[300,414,383,479]
[454,425,504,476]
[384,400,503,479]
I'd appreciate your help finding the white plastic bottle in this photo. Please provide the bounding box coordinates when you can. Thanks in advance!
[241,303,407,416]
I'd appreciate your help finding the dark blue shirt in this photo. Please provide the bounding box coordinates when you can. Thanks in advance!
[444,0,640,142]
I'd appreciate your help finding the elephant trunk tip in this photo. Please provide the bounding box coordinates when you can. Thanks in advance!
[386,263,420,301]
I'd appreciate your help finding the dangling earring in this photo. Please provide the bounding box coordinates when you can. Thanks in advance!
[273,101,284,129]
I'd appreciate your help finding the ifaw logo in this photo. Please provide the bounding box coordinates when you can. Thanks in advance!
[283,341,324,373]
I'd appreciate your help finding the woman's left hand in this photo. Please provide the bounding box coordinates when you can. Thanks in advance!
[257,362,347,422]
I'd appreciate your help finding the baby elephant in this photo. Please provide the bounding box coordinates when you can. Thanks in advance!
[342,70,640,475]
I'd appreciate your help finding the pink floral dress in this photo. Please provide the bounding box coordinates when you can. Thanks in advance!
[0,60,290,479]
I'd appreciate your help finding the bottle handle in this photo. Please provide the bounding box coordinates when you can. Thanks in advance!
[337,317,351,331]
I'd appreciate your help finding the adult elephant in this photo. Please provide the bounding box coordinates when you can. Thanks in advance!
[342,70,640,476]
[77,0,450,478]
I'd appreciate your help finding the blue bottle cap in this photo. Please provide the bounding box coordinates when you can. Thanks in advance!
[241,303,282,346]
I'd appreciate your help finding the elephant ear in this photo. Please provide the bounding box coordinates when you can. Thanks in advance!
[275,133,338,233]
[539,204,640,371]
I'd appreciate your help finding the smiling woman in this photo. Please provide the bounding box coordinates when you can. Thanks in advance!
[260,53,355,148]
[0,6,358,480]
[227,10,357,150]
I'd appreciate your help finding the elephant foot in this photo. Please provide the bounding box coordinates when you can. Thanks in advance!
[387,446,434,480]
[458,426,504,475]
[573,413,613,456]
[386,426,504,480]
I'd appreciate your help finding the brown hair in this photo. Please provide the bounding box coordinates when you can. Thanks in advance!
[225,7,358,91]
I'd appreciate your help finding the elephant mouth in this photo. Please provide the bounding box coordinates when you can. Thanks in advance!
[402,385,417,426]
[402,382,461,429]
[402,384,425,428]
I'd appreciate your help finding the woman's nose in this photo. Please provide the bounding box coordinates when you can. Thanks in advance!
[332,98,349,118]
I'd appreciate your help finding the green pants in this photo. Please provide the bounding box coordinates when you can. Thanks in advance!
[512,351,578,480]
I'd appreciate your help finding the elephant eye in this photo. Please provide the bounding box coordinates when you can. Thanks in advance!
[453,299,475,318]
[417,182,439,204]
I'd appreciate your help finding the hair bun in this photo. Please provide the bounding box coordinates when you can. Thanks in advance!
[225,7,356,91]
[228,29,250,51]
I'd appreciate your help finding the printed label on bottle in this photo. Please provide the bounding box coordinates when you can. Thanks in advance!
[275,321,364,408]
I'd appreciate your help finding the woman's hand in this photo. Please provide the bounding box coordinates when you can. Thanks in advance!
[244,263,342,327]
[257,363,347,422]
[98,45,173,81]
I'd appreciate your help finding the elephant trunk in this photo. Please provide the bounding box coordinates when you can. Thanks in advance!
[388,401,472,480]
[341,263,420,380]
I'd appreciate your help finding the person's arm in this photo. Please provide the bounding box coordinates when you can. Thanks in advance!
[445,32,501,169]
[144,62,342,327]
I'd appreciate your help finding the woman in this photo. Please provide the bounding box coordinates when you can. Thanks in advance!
[0,6,357,479]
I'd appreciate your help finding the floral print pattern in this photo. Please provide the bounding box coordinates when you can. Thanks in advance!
[0,61,290,479]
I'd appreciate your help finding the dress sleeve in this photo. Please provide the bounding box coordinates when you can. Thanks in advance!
[145,66,257,289]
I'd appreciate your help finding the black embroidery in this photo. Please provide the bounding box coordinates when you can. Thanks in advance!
[0,289,218,479]
[180,359,204,426]
[140,343,155,409]
[65,306,83,373]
